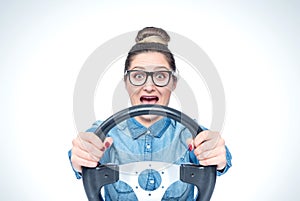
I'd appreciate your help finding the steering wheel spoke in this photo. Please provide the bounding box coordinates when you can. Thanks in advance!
[119,161,180,201]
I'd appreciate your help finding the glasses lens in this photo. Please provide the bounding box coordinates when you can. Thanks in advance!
[127,70,171,87]
[153,71,170,86]
[129,71,147,86]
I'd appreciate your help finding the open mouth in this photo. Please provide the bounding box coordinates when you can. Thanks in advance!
[140,95,159,104]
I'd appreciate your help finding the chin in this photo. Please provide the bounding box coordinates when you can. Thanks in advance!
[141,114,162,122]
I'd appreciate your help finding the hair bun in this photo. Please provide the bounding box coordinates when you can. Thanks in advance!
[135,27,170,46]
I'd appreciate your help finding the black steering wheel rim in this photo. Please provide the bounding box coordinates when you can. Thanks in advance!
[82,104,216,201]
[94,104,203,141]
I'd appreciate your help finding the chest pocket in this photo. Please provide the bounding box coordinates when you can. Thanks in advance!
[105,181,137,201]
[162,181,194,201]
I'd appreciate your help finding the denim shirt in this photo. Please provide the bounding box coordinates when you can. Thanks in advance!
[68,117,232,200]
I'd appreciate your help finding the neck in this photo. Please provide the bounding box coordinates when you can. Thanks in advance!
[135,115,163,128]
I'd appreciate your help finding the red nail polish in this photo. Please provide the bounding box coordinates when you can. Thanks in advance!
[105,142,110,148]
[188,144,193,151]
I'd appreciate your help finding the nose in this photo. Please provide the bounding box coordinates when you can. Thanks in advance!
[143,75,155,91]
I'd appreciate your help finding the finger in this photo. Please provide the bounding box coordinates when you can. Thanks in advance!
[72,144,104,163]
[73,136,105,160]
[194,145,226,161]
[194,133,224,153]
[78,136,113,159]
[193,130,214,147]
[71,153,99,170]
[71,137,114,173]
[195,145,227,170]
[103,137,113,149]
[198,155,227,170]
[78,133,114,151]
[186,138,194,151]
[78,132,103,148]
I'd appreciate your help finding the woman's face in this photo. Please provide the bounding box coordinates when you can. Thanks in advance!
[125,52,177,125]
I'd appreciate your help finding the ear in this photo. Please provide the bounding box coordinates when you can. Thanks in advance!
[171,77,177,91]
[124,76,129,90]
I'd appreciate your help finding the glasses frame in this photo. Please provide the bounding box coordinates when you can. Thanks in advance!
[125,70,176,87]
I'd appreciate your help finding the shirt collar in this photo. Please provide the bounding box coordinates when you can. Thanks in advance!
[127,117,171,139]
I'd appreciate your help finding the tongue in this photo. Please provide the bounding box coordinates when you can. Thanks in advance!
[141,97,158,104]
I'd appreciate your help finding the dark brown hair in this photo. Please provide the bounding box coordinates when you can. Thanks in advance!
[124,27,176,73]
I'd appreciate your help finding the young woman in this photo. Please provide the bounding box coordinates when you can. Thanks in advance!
[69,27,232,200]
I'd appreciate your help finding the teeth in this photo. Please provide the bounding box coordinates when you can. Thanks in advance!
[140,96,158,102]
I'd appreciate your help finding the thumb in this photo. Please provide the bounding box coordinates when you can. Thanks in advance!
[103,137,113,149]
[186,138,194,151]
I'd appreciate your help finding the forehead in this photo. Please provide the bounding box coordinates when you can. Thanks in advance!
[129,52,171,71]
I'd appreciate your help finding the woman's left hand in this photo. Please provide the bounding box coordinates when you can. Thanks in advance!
[192,130,227,171]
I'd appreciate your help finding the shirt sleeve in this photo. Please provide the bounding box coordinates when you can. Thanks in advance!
[200,123,232,175]
[216,145,232,176]
[68,120,103,179]
[68,149,82,179]
[189,145,232,176]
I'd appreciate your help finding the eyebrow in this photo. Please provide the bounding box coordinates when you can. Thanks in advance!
[131,66,170,71]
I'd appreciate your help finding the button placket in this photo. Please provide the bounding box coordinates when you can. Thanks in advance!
[144,130,152,161]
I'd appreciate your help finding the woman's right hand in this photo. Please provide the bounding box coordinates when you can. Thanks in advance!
[71,132,113,173]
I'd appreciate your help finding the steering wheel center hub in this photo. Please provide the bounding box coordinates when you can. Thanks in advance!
[138,169,162,191]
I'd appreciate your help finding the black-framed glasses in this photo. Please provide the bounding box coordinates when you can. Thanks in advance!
[125,70,175,87]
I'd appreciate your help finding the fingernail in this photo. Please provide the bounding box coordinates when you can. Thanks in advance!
[188,144,193,151]
[105,142,111,148]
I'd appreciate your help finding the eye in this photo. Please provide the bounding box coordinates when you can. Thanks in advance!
[132,71,145,80]
[154,71,168,80]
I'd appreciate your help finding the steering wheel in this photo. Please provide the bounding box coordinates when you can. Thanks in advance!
[82,104,217,201]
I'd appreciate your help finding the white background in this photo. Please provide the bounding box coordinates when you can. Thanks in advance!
[1,0,299,200]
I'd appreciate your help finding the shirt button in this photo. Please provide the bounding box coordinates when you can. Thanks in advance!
[146,144,151,149]
[146,130,150,134]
